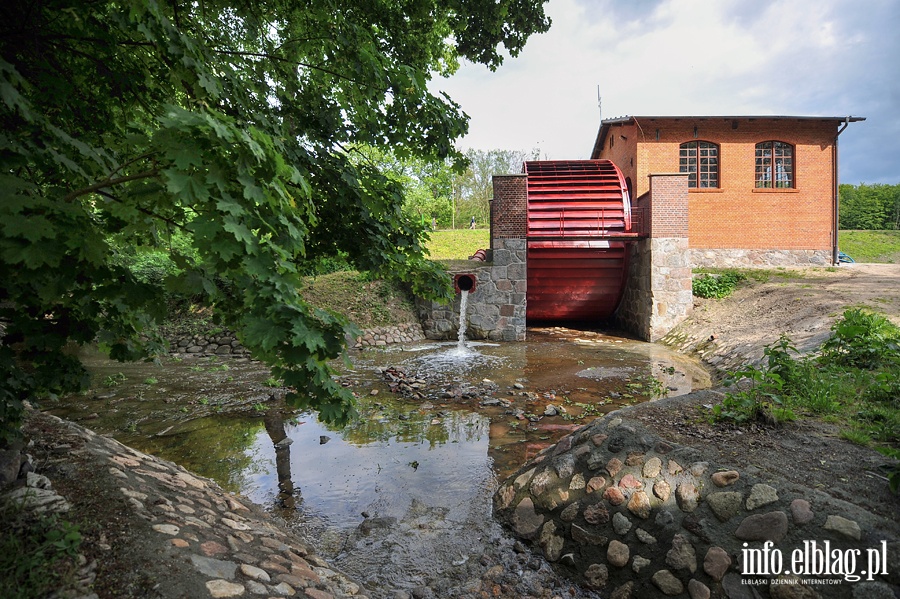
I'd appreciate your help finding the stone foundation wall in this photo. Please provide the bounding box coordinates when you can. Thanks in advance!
[616,239,693,342]
[615,174,693,342]
[166,330,252,358]
[416,238,527,342]
[691,248,833,268]
[493,405,899,598]
[164,322,427,357]
[351,323,426,348]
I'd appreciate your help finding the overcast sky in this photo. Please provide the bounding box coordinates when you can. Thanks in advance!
[435,0,899,185]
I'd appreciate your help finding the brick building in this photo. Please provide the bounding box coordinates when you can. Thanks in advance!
[590,115,864,266]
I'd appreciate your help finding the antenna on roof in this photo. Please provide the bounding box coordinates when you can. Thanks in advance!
[597,86,602,119]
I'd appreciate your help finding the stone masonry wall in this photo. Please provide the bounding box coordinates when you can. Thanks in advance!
[493,404,900,599]
[616,239,692,342]
[692,249,833,268]
[615,174,693,342]
[416,174,528,342]
[164,323,426,357]
[415,238,527,342]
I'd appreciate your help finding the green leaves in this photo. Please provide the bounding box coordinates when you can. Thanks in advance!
[820,308,900,369]
[0,0,550,440]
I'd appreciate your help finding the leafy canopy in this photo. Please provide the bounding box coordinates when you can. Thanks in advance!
[0,0,550,441]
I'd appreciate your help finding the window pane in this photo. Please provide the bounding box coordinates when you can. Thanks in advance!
[679,142,698,187]
[681,141,718,188]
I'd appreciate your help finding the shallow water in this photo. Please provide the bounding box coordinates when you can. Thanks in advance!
[49,327,710,595]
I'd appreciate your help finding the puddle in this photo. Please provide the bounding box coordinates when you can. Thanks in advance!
[48,327,710,595]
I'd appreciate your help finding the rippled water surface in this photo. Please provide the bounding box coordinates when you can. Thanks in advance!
[49,327,710,595]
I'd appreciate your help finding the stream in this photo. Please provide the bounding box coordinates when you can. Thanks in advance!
[48,326,710,596]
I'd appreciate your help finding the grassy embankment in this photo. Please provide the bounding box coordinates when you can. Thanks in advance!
[839,229,900,263]
[297,229,490,329]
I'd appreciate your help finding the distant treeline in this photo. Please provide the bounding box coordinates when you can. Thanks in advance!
[840,183,900,230]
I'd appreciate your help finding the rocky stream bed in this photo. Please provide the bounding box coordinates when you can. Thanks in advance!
[2,263,900,599]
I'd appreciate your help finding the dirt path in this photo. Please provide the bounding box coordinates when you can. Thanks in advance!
[662,263,900,375]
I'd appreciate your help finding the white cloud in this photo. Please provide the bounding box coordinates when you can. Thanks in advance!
[433,0,899,183]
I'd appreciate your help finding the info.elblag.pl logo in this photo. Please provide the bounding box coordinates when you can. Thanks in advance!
[741,540,890,585]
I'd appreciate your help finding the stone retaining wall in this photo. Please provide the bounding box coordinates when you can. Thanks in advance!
[351,323,426,348]
[164,322,427,357]
[416,238,527,342]
[167,331,252,358]
[493,408,899,598]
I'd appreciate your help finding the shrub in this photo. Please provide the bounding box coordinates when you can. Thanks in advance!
[715,311,900,494]
[0,509,82,599]
[875,446,900,494]
[716,366,795,424]
[819,308,900,369]
[692,270,746,299]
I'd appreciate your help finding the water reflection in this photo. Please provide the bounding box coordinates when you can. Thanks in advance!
[243,407,492,528]
[263,410,296,509]
[48,327,711,588]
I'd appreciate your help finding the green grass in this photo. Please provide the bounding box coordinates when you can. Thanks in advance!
[425,229,490,261]
[713,309,900,493]
[839,230,900,263]
[0,508,82,599]
[299,270,419,329]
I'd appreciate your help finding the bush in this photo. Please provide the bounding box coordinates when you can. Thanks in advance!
[297,251,353,276]
[692,270,746,299]
[0,508,82,599]
[819,308,900,369]
[716,336,799,424]
[715,310,900,494]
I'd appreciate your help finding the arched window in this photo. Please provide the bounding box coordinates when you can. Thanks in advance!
[755,141,794,188]
[679,141,718,188]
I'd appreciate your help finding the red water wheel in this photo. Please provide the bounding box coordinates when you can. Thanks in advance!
[524,160,634,322]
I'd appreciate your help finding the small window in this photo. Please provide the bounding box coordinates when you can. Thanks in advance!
[679,141,719,188]
[755,141,794,188]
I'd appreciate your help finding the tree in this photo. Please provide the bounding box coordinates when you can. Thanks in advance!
[345,145,456,229]
[0,0,551,443]
[840,183,900,230]
[452,148,541,228]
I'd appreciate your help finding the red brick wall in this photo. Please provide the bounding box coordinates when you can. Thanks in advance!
[648,174,689,238]
[491,174,528,240]
[596,118,838,251]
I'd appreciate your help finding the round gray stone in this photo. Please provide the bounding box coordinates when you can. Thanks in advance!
[703,546,731,581]
[823,514,861,540]
[612,511,632,535]
[745,483,779,510]
[636,527,657,544]
[665,534,697,574]
[707,491,743,522]
[607,539,630,567]
[688,578,710,599]
[512,497,543,538]
[584,563,609,589]
[734,511,789,543]
[789,498,813,525]
[651,569,684,596]
[632,555,651,573]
